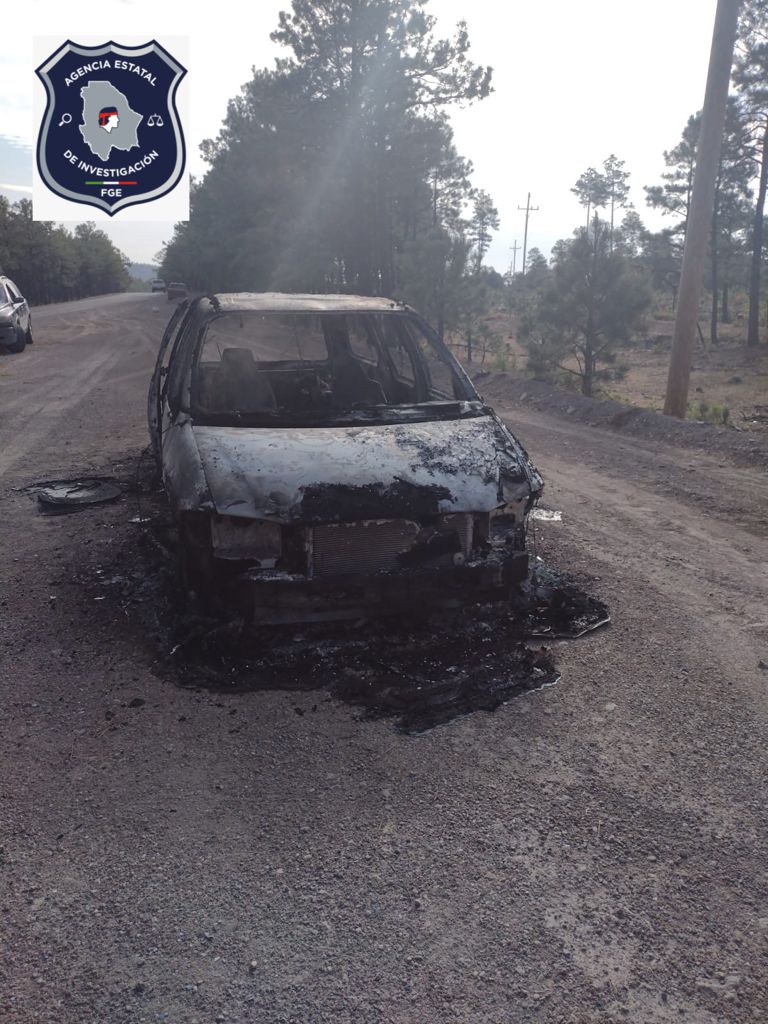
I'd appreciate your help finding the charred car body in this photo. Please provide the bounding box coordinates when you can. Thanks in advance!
[148,293,543,623]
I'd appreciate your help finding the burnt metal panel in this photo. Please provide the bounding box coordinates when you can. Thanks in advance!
[161,416,214,516]
[208,293,406,313]
[312,519,420,577]
[210,517,282,562]
[190,415,512,523]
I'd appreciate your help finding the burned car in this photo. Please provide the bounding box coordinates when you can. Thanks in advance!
[148,293,543,623]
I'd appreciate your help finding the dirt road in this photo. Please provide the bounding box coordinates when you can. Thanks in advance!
[1,295,767,1023]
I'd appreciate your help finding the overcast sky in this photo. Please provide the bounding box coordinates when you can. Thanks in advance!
[0,0,719,272]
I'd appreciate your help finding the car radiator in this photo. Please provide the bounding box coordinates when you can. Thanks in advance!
[311,515,472,578]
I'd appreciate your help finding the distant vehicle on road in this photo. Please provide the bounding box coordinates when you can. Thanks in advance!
[151,278,166,293]
[0,276,33,354]
[167,282,188,301]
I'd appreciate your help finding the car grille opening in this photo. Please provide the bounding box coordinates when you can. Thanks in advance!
[311,515,473,578]
[312,520,420,577]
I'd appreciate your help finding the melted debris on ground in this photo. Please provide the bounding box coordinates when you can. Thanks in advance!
[24,476,123,514]
[510,564,611,640]
[61,454,610,734]
[163,617,561,735]
[147,563,609,734]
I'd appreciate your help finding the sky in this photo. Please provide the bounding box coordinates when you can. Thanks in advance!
[0,0,720,272]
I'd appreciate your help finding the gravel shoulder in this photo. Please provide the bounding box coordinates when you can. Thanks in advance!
[1,296,767,1024]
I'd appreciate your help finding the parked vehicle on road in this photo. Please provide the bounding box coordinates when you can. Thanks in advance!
[0,276,33,353]
[151,278,166,293]
[148,293,543,623]
[166,282,188,301]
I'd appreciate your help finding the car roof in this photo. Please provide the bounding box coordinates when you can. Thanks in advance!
[206,292,408,313]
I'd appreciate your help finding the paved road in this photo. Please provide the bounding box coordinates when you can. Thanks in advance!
[1,295,766,1023]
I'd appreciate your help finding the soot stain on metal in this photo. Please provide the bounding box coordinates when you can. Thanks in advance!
[298,479,454,522]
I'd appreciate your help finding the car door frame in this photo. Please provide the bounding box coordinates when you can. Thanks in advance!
[148,298,193,465]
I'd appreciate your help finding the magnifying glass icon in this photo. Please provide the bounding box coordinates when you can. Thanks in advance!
[57,113,72,127]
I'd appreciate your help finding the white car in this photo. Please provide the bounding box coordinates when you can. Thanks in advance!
[0,276,33,353]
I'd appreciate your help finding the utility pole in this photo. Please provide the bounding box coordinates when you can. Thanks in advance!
[517,193,539,276]
[510,240,521,276]
[664,0,742,418]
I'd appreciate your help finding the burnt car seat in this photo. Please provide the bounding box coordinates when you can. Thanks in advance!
[325,335,386,406]
[218,348,278,412]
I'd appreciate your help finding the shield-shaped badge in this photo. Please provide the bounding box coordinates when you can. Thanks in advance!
[36,39,186,216]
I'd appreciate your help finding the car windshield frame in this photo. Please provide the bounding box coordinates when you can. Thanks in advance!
[186,308,483,428]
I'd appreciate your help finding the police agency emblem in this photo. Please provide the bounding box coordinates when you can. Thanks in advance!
[36,40,186,215]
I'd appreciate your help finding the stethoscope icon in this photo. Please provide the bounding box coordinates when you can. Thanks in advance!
[57,113,72,127]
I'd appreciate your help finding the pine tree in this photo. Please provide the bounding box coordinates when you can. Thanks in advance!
[734,0,768,345]
[644,103,754,343]
[644,115,701,235]
[709,98,753,343]
[469,189,499,271]
[602,154,631,251]
[571,167,609,229]
[163,1,494,299]
[518,219,652,396]
[615,210,646,260]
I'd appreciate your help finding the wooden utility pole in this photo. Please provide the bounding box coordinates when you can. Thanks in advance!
[510,240,521,276]
[517,194,539,276]
[664,0,742,418]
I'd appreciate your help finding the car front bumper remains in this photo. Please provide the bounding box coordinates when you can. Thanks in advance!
[224,550,529,624]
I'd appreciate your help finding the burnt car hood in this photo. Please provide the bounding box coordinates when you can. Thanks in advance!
[191,415,536,523]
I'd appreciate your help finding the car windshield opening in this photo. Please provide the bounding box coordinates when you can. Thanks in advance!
[191,311,476,425]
